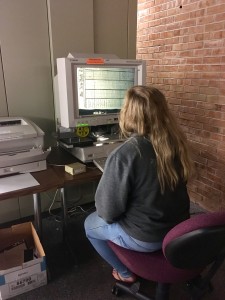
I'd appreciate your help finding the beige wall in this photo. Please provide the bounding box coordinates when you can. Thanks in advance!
[47,0,94,76]
[0,0,55,146]
[0,48,8,116]
[0,0,137,224]
[93,0,137,59]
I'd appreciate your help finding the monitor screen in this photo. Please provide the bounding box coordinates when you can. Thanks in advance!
[77,66,135,116]
[56,56,146,128]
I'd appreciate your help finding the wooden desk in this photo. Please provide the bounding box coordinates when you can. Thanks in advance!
[46,146,102,230]
[0,167,64,237]
[0,163,102,239]
[51,164,102,230]
[52,163,101,187]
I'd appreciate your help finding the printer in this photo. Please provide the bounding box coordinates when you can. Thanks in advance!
[0,117,49,176]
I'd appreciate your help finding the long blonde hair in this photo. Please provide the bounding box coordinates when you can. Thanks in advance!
[119,85,193,192]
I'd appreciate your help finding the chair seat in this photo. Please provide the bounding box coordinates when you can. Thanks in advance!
[108,241,203,283]
[108,212,225,299]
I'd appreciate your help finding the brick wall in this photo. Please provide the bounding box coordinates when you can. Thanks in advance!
[136,0,225,211]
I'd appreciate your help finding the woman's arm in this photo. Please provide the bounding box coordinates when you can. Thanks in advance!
[95,153,131,223]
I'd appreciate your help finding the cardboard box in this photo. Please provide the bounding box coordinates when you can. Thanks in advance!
[65,162,86,175]
[0,222,47,299]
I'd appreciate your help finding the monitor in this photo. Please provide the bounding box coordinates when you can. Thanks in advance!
[55,55,146,128]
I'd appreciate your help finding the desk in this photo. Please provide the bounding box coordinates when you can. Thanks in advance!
[52,164,101,231]
[0,167,63,237]
[0,164,102,239]
[47,145,102,229]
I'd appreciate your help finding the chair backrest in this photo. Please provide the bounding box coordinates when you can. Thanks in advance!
[163,212,225,269]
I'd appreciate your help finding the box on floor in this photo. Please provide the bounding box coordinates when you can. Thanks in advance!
[0,222,47,299]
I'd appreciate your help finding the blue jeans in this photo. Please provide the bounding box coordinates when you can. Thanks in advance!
[84,211,162,278]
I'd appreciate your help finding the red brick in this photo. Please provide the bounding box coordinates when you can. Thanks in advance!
[137,0,225,211]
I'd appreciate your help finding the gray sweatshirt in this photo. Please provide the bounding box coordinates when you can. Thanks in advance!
[95,135,190,242]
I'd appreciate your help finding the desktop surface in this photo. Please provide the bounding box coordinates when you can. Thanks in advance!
[0,167,63,201]
[93,157,106,172]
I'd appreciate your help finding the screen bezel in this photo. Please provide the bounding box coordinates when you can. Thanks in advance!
[56,57,146,128]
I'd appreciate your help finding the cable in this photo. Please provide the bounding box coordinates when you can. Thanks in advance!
[48,189,62,222]
[47,188,95,222]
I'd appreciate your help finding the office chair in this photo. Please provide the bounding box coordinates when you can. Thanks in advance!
[108,211,225,300]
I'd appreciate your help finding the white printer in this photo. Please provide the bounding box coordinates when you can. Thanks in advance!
[0,117,49,176]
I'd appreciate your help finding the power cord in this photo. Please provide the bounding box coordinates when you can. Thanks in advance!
[47,189,95,222]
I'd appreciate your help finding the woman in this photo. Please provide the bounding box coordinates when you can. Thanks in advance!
[84,86,193,282]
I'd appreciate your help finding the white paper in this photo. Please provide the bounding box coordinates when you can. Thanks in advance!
[0,173,40,194]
